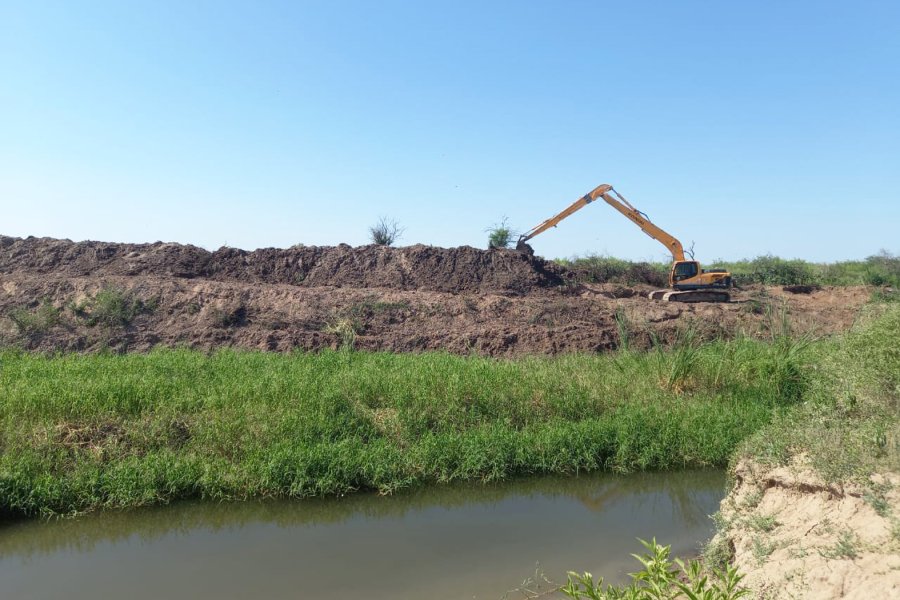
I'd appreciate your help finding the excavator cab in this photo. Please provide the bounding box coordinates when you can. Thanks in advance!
[671,261,700,284]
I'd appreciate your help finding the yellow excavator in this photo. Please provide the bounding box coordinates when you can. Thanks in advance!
[516,184,733,302]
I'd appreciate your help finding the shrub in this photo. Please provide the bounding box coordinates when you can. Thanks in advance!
[736,255,818,286]
[863,251,900,287]
[558,255,669,286]
[486,217,515,249]
[369,217,404,246]
[206,303,247,328]
[556,253,898,288]
[7,301,61,335]
[73,286,156,328]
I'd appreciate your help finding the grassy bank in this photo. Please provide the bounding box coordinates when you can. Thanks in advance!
[736,301,900,481]
[558,302,900,599]
[0,335,806,517]
[557,251,900,287]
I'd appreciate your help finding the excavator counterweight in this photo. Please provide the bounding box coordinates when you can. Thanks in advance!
[516,184,733,302]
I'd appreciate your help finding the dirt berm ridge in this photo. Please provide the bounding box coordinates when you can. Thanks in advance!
[0,236,566,294]
[0,234,871,356]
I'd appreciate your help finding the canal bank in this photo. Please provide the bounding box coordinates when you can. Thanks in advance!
[702,302,900,598]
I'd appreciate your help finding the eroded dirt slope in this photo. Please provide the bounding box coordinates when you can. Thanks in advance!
[713,459,900,599]
[0,235,872,356]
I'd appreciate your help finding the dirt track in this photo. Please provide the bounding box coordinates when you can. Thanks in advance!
[0,236,871,356]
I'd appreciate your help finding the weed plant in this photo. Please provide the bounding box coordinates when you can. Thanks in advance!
[560,539,749,599]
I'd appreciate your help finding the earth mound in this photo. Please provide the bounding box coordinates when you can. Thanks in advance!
[0,234,871,357]
[0,236,567,293]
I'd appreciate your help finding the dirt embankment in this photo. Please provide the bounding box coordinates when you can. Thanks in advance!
[712,459,900,599]
[0,235,873,356]
[0,235,565,293]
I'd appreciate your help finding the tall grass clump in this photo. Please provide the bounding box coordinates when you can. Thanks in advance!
[0,333,808,517]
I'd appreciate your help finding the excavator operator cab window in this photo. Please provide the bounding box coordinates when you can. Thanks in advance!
[672,261,699,282]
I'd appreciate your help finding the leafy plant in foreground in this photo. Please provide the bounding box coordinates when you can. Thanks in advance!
[560,539,749,600]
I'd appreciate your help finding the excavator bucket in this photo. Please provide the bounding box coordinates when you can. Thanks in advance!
[515,240,534,256]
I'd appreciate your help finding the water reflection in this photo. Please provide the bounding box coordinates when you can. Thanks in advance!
[0,470,725,600]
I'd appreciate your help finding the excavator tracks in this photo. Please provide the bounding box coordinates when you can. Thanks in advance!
[648,289,731,303]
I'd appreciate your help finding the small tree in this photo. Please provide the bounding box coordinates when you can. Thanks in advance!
[369,217,404,246]
[686,240,696,260]
[486,217,515,249]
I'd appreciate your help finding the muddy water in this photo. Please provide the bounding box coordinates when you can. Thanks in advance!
[0,470,725,600]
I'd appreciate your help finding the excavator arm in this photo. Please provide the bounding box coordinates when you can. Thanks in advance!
[517,184,686,262]
[515,183,732,302]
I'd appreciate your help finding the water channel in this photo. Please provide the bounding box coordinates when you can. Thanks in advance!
[0,470,725,599]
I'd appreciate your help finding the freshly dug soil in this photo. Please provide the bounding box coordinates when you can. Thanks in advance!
[0,236,566,294]
[0,235,872,356]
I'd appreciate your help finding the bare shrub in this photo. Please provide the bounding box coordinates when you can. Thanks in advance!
[369,217,404,246]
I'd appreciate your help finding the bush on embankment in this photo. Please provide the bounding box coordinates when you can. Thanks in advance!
[0,335,807,517]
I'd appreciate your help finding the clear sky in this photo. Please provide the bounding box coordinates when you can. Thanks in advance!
[2,1,898,262]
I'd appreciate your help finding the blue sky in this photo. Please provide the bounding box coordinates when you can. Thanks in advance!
[2,1,898,262]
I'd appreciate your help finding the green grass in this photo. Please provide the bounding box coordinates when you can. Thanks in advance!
[556,251,900,287]
[818,530,860,560]
[705,303,898,579]
[746,514,778,533]
[736,302,900,481]
[2,302,895,520]
[0,334,805,517]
